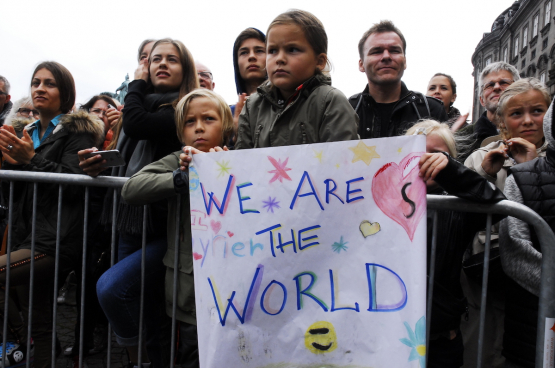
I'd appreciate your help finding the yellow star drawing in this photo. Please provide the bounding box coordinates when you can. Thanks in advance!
[313,149,323,163]
[216,160,232,177]
[397,147,402,153]
[349,141,380,165]
[335,163,340,169]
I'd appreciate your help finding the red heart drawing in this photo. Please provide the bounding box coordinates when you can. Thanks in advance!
[210,219,222,234]
[193,252,203,260]
[372,152,426,241]
[227,231,234,237]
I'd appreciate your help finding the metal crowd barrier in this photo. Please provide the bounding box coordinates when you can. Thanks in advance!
[0,171,553,368]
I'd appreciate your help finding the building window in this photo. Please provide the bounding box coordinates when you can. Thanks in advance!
[515,37,520,56]
[532,49,536,59]
[534,14,540,36]
[544,38,549,49]
[546,1,552,25]
[523,27,528,47]
[541,72,546,84]
[503,47,508,62]
[485,57,492,66]
[522,59,526,68]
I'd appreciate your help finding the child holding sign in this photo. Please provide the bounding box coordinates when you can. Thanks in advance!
[413,120,506,368]
[121,89,233,368]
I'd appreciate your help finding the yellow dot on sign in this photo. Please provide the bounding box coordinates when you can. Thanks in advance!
[335,163,340,169]
[305,321,338,354]
[349,141,380,166]
[397,147,402,153]
[416,345,426,356]
[313,149,323,163]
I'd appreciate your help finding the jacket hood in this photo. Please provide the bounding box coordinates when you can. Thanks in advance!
[24,110,105,147]
[233,28,267,95]
[6,117,34,132]
[545,98,554,149]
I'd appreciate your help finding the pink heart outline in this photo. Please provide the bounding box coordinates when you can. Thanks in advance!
[210,219,222,234]
[372,152,426,241]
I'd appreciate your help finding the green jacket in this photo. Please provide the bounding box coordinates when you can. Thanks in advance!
[235,74,359,148]
[121,151,196,325]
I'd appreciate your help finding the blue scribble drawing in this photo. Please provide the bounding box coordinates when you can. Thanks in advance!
[331,236,348,253]
[400,316,426,368]
[262,197,281,213]
[189,167,200,191]
[216,160,232,178]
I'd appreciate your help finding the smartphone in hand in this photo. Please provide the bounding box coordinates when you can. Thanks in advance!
[83,150,125,167]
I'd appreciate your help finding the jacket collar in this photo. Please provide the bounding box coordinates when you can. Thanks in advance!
[474,111,498,139]
[257,73,331,108]
[361,81,411,102]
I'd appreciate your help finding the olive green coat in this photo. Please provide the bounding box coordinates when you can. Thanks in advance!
[235,74,359,149]
[121,152,196,325]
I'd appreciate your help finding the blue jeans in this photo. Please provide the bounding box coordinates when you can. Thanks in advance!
[97,233,168,367]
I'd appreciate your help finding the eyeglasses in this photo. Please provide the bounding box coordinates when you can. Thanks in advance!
[482,79,513,91]
[17,108,40,117]
[89,108,108,117]
[198,72,213,80]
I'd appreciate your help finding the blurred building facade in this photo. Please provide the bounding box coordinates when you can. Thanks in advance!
[472,0,554,122]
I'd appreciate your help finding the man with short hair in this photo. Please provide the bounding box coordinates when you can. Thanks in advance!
[0,76,12,126]
[195,62,215,91]
[350,20,446,139]
[468,61,520,148]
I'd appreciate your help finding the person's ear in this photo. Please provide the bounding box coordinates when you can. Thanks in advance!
[316,53,327,72]
[451,93,457,104]
[358,59,365,73]
[479,95,486,107]
[5,95,10,103]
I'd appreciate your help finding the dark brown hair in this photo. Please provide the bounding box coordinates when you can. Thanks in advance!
[358,20,406,60]
[31,61,76,114]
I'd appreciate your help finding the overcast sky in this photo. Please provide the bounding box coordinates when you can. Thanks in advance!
[1,0,515,116]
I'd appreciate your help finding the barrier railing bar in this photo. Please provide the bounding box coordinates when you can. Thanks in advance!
[1,182,14,368]
[78,187,90,368]
[26,183,37,368]
[137,205,147,367]
[170,195,181,368]
[425,211,438,366]
[106,190,118,368]
[0,172,127,188]
[476,214,493,368]
[51,185,63,368]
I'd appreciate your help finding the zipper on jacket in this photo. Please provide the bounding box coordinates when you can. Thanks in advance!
[254,125,263,148]
[300,122,307,144]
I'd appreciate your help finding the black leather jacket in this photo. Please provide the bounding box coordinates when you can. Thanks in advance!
[349,82,447,139]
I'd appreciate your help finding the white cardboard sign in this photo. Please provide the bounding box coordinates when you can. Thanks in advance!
[189,136,427,368]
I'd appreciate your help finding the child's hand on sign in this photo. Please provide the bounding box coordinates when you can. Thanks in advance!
[179,146,203,171]
[419,152,448,182]
[208,146,229,153]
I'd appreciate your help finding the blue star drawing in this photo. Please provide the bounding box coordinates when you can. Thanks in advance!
[331,236,348,253]
[262,197,280,213]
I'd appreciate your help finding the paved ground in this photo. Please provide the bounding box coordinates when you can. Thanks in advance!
[55,304,127,368]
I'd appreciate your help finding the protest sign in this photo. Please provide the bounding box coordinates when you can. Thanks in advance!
[189,136,427,368]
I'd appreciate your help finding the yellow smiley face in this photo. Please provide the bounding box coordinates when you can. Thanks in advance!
[304,321,337,354]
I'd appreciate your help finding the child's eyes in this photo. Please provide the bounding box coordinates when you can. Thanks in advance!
[268,48,277,54]
[185,119,195,124]
[152,57,161,62]
[288,47,300,53]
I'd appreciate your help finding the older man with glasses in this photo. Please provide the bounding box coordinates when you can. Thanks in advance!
[459,62,521,158]
[195,61,215,91]
[0,76,13,126]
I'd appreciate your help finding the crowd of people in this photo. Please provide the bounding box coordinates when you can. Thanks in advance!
[0,9,552,368]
